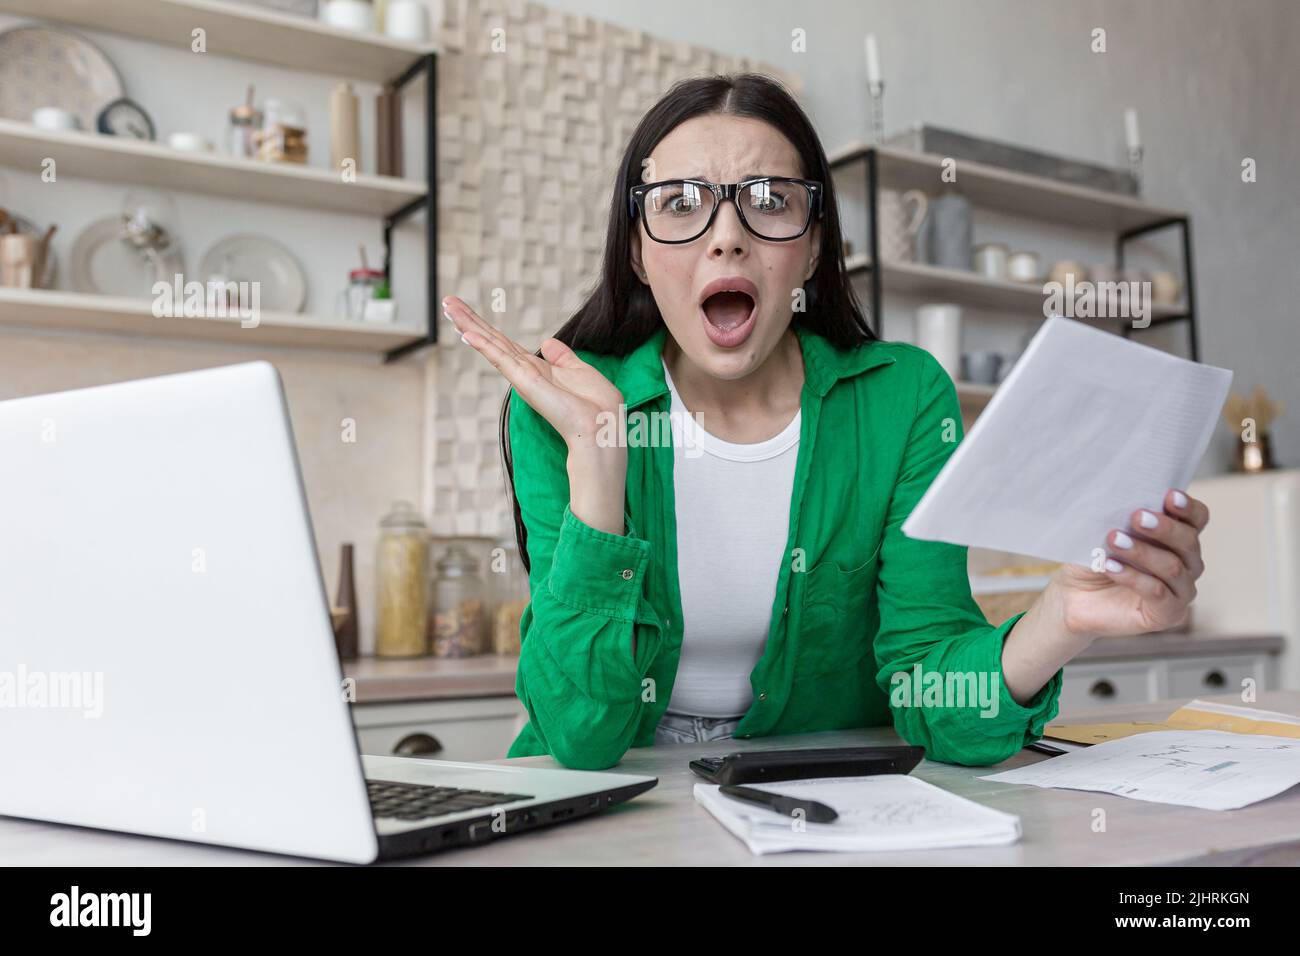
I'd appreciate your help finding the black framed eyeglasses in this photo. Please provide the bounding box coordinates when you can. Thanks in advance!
[629,177,823,244]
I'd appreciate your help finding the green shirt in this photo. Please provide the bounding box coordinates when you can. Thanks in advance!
[505,324,1062,770]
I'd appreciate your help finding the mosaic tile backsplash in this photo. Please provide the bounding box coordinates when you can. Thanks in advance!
[426,0,794,538]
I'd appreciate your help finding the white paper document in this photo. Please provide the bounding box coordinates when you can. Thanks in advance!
[981,730,1300,811]
[902,316,1233,566]
[694,774,1021,854]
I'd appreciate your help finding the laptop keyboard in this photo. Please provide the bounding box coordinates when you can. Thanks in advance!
[366,779,534,821]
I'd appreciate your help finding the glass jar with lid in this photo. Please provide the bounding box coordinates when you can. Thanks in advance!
[256,98,308,164]
[374,501,428,657]
[429,543,487,657]
[338,268,385,323]
[488,535,529,656]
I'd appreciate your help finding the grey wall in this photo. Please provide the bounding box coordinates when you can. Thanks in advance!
[537,0,1300,471]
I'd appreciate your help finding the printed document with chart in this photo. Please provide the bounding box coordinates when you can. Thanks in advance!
[980,730,1300,810]
[901,316,1233,566]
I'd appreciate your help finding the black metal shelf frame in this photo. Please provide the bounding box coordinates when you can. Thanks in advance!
[382,51,438,364]
[830,147,1200,361]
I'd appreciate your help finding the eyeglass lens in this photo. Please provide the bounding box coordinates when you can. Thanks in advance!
[641,180,812,242]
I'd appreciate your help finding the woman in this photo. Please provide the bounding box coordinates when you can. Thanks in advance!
[442,73,1208,771]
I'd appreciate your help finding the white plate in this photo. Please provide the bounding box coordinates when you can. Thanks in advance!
[0,25,124,130]
[198,234,307,314]
[70,216,184,299]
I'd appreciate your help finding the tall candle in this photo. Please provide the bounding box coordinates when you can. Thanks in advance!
[1124,108,1141,151]
[864,33,882,86]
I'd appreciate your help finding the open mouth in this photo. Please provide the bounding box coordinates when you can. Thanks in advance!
[698,281,758,348]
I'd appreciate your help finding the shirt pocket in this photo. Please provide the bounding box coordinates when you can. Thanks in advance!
[795,542,882,679]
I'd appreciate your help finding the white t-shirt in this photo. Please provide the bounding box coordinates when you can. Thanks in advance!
[662,358,800,718]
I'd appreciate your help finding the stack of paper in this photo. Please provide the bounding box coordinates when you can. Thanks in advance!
[983,730,1300,810]
[902,316,1233,566]
[694,775,1021,855]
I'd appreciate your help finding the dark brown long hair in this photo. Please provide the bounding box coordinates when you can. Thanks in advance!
[502,72,874,571]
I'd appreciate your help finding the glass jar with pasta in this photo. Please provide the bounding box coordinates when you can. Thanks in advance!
[374,501,429,657]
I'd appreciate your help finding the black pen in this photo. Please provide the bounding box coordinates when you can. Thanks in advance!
[719,784,839,824]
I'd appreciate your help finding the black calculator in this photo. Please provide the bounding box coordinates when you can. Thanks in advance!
[689,745,925,786]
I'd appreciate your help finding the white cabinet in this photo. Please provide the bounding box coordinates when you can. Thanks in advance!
[351,696,528,763]
[1060,653,1275,713]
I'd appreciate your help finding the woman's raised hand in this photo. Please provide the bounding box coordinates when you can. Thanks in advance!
[442,296,623,450]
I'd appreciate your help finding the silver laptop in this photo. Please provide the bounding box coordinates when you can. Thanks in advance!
[0,361,655,863]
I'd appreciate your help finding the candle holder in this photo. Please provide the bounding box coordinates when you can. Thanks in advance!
[868,80,886,145]
[1127,144,1144,194]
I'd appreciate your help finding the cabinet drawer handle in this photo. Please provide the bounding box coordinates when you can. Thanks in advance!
[394,732,443,757]
[1203,669,1227,688]
[1089,679,1116,699]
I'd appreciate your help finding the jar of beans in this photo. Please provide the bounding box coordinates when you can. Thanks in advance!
[429,543,487,657]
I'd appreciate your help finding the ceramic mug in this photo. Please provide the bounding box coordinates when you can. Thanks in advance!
[877,189,928,263]
[322,0,375,31]
[915,303,962,380]
[974,243,1009,281]
[0,234,42,288]
[962,350,1003,385]
[923,190,973,270]
[31,107,80,132]
[385,0,429,41]
[1007,251,1042,284]
[167,131,214,152]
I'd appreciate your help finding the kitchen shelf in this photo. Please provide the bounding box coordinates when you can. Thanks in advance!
[845,255,1188,324]
[0,0,440,82]
[0,119,427,217]
[0,287,424,353]
[0,0,441,362]
[828,142,1186,233]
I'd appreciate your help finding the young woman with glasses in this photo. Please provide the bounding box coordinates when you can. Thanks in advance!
[442,74,1209,770]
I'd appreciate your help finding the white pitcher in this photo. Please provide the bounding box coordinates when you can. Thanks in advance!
[877,189,928,263]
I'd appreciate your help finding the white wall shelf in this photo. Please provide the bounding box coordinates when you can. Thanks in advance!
[845,255,1187,323]
[828,142,1186,233]
[0,287,423,353]
[0,119,427,217]
[0,0,440,82]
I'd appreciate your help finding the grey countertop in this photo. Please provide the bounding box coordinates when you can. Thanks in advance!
[5,690,1299,866]
[339,633,1284,704]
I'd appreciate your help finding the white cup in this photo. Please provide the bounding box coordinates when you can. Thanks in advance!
[1007,251,1042,284]
[385,0,429,41]
[322,0,375,32]
[916,304,963,381]
[31,107,81,131]
[973,243,1009,281]
[167,131,213,152]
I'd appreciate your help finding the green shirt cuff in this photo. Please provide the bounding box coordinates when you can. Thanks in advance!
[988,611,1064,737]
[545,504,652,622]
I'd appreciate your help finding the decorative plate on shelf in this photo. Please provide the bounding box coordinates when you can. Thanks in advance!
[70,216,183,299]
[198,234,308,314]
[0,24,125,130]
